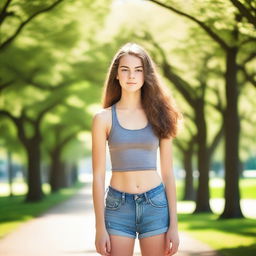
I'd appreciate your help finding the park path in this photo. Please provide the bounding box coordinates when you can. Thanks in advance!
[0,184,222,256]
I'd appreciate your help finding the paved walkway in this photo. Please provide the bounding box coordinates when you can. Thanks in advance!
[0,184,222,256]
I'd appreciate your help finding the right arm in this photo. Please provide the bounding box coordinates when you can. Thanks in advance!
[91,111,111,256]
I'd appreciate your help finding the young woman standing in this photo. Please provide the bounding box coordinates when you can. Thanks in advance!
[92,42,182,256]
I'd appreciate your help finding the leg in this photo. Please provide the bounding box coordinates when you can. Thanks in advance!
[109,235,135,256]
[139,233,166,256]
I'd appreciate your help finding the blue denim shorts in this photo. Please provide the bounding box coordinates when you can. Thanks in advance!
[104,183,169,239]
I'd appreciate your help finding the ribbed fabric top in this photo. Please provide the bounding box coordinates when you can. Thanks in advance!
[107,103,159,171]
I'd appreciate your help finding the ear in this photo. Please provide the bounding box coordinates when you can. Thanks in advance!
[116,74,119,80]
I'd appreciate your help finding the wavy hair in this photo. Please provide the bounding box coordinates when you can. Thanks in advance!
[101,42,183,139]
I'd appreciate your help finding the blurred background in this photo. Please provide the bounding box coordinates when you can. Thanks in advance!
[0,0,255,255]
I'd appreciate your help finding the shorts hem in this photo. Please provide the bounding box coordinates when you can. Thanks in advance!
[138,227,169,239]
[107,228,136,239]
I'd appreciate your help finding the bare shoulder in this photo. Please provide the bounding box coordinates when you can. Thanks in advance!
[92,106,112,129]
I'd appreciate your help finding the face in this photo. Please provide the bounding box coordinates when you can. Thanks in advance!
[116,54,144,92]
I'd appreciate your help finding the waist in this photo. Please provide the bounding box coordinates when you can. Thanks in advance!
[107,182,165,202]
[110,170,162,194]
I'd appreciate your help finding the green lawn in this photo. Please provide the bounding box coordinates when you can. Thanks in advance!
[176,178,256,256]
[179,213,256,256]
[0,178,255,256]
[0,181,86,238]
[176,178,256,200]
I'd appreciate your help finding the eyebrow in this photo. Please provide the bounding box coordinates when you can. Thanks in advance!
[120,65,143,68]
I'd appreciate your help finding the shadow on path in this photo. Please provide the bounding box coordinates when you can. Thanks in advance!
[0,184,222,256]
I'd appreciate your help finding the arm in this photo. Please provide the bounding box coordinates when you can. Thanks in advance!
[159,137,179,255]
[91,111,111,256]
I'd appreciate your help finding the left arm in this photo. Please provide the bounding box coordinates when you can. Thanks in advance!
[159,137,179,255]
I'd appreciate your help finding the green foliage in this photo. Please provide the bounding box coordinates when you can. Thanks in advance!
[179,212,256,256]
[0,0,112,171]
[0,181,85,238]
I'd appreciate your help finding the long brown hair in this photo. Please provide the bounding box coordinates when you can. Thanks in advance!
[102,42,183,139]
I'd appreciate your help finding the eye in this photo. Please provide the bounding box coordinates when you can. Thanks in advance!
[136,69,143,72]
[121,69,128,72]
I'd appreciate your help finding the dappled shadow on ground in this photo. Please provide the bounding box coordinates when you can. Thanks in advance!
[0,183,93,223]
[178,213,256,238]
[41,191,93,216]
[178,251,222,256]
[219,244,256,256]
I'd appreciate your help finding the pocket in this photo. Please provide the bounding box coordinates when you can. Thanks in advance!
[105,193,122,210]
[148,191,168,208]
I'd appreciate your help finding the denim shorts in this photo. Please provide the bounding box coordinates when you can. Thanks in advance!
[104,183,169,239]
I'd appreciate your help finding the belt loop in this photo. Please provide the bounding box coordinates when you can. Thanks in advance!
[105,186,109,196]
[144,192,149,203]
[121,192,125,204]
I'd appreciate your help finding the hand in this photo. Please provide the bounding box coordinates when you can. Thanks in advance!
[95,228,111,256]
[165,227,179,255]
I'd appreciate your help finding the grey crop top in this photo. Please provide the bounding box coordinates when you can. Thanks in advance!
[107,103,159,171]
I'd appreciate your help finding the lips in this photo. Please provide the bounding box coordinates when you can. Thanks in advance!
[127,82,136,85]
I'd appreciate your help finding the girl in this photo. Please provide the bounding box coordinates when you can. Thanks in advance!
[92,42,182,256]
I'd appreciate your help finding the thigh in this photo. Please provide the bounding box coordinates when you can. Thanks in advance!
[139,233,166,256]
[109,235,135,256]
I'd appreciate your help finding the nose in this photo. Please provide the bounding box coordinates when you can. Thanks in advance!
[129,70,135,79]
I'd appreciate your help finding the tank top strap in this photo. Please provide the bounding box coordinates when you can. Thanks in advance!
[111,103,118,129]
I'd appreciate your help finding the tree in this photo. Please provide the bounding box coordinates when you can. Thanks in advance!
[145,34,225,212]
[148,0,255,218]
[229,0,256,28]
[175,118,197,201]
[0,0,112,201]
[0,0,64,51]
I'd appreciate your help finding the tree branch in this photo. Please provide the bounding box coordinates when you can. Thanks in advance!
[240,37,256,47]
[0,0,64,51]
[0,79,15,91]
[0,109,18,124]
[207,87,225,114]
[238,64,256,87]
[59,130,78,148]
[148,0,229,50]
[5,64,73,90]
[36,97,64,125]
[208,122,224,157]
[142,32,197,106]
[0,0,13,26]
[229,0,256,28]
[241,51,256,65]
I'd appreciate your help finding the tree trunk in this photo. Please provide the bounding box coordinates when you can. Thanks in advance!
[59,162,69,188]
[26,139,44,201]
[220,47,243,218]
[194,101,212,213]
[7,150,13,197]
[183,148,195,201]
[49,148,63,192]
[71,164,78,184]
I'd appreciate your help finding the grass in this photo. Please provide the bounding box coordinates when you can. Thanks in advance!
[178,213,256,256]
[176,178,256,256]
[176,178,256,200]
[0,181,86,238]
[0,178,255,255]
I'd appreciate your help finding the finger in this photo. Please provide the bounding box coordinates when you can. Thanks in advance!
[106,239,111,253]
[102,250,110,256]
[170,243,179,255]
[95,245,101,254]
[165,239,170,252]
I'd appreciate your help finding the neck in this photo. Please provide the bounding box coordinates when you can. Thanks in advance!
[117,91,142,110]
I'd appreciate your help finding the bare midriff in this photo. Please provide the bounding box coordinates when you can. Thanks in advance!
[110,170,162,194]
